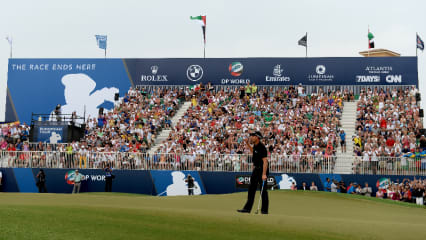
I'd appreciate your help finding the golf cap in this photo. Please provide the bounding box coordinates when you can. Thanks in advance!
[250,131,263,139]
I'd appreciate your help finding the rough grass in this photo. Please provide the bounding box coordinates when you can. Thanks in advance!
[0,191,425,240]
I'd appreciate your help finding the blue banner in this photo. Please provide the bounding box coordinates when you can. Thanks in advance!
[123,57,418,87]
[36,126,67,143]
[150,170,206,196]
[6,57,418,123]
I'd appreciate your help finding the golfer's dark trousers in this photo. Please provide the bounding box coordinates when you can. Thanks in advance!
[188,189,194,195]
[105,177,112,192]
[243,167,268,212]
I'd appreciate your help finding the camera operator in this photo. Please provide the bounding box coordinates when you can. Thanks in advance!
[54,104,62,121]
[185,174,195,195]
[36,169,47,193]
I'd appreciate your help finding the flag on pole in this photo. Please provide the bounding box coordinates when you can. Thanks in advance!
[417,34,424,51]
[298,34,307,47]
[5,36,12,45]
[190,15,206,43]
[368,31,375,49]
[95,35,107,50]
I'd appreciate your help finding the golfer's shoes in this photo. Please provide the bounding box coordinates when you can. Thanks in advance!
[237,209,250,213]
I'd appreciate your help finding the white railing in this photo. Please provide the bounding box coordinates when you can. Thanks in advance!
[0,151,424,175]
[352,156,426,176]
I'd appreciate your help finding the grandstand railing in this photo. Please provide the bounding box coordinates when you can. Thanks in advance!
[136,84,416,96]
[0,151,425,175]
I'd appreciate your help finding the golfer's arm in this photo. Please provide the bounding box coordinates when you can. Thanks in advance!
[246,143,253,153]
[262,157,268,176]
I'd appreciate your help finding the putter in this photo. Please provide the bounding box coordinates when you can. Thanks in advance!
[255,180,266,214]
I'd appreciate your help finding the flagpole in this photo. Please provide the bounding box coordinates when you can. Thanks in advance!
[203,42,206,59]
[10,40,12,59]
[368,26,370,57]
[416,32,418,57]
[105,48,107,59]
[305,32,308,58]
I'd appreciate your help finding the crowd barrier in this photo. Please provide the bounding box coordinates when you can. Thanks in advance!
[0,151,425,176]
[0,167,423,198]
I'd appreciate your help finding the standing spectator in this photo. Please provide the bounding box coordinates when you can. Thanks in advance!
[185,174,195,195]
[331,180,339,193]
[72,169,85,194]
[104,164,113,192]
[362,183,372,197]
[324,178,331,192]
[36,169,47,193]
[413,184,425,205]
[0,169,2,192]
[339,181,347,193]
[310,182,318,191]
[339,130,346,153]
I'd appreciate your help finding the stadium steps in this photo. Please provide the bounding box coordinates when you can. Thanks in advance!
[334,101,358,174]
[148,101,192,154]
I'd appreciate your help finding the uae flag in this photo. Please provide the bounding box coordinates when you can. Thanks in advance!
[368,31,375,49]
[190,15,206,43]
[417,34,424,51]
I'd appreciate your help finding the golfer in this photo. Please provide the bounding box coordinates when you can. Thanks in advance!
[237,131,269,214]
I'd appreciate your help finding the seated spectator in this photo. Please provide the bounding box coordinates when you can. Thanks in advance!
[362,183,372,197]
[299,182,309,191]
[310,181,318,191]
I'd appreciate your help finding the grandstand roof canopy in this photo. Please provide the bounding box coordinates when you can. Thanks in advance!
[359,48,401,57]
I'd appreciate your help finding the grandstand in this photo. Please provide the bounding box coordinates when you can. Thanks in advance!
[1,56,425,198]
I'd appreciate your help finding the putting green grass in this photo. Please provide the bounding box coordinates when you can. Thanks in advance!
[0,191,425,240]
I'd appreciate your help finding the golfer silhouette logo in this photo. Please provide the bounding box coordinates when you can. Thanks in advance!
[52,73,118,120]
[166,171,201,196]
[278,174,297,189]
[49,132,62,144]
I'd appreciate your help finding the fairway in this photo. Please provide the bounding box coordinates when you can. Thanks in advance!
[0,191,425,240]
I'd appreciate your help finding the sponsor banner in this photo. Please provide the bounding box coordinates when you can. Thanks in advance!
[235,175,277,189]
[7,57,417,123]
[29,169,154,194]
[123,57,417,87]
[150,170,206,196]
[7,59,131,124]
[36,126,67,143]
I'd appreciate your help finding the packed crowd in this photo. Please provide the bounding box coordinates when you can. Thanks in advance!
[295,177,425,205]
[375,178,425,205]
[154,83,348,171]
[354,86,423,156]
[353,86,424,173]
[0,87,185,154]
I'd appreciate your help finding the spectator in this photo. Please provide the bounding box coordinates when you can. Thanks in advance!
[324,178,331,192]
[339,130,346,153]
[36,169,47,193]
[72,169,85,194]
[291,182,297,191]
[330,179,339,193]
[300,182,309,191]
[362,183,372,197]
[347,182,356,194]
[310,181,318,191]
[376,188,384,198]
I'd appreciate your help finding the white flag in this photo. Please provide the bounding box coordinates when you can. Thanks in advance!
[5,36,12,45]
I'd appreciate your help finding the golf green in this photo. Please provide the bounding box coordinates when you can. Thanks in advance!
[0,191,425,240]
